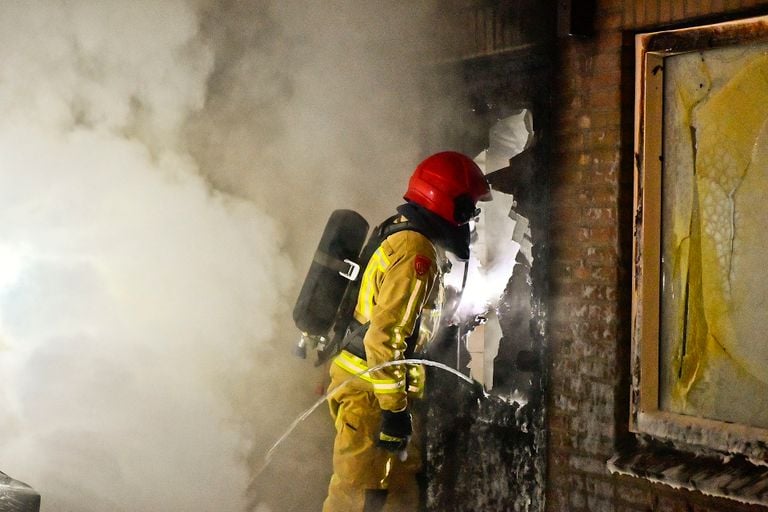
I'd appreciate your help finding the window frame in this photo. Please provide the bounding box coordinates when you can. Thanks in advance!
[631,14,768,460]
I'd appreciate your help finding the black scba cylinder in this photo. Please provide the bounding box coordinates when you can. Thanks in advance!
[0,471,41,512]
[293,209,369,336]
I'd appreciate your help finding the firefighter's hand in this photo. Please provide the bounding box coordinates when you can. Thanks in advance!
[376,409,412,452]
[467,378,487,401]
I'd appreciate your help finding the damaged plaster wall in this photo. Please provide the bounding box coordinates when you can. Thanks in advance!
[424,100,551,511]
[461,110,534,395]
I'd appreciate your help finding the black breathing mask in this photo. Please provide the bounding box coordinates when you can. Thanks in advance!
[397,202,472,261]
[453,194,480,225]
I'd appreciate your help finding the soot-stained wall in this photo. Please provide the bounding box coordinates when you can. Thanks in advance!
[423,127,551,511]
[420,2,555,509]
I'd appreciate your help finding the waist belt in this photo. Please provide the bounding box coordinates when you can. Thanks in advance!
[342,319,368,359]
[342,317,423,360]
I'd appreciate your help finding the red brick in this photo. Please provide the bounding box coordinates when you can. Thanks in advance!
[577,243,618,265]
[572,168,618,189]
[557,320,616,344]
[555,392,582,413]
[547,493,567,512]
[578,184,619,205]
[570,454,610,476]
[596,31,624,54]
[588,243,620,264]
[615,504,652,512]
[483,5,494,52]
[634,0,645,27]
[560,282,617,301]
[555,114,587,135]
[559,73,589,96]
[598,0,624,15]
[560,40,585,61]
[596,11,623,31]
[570,411,616,438]
[574,265,592,280]
[550,428,574,451]
[551,260,578,282]
[549,190,583,210]
[583,206,617,224]
[548,412,570,431]
[672,0,686,19]
[591,88,622,109]
[660,0,673,22]
[550,205,584,226]
[589,128,621,150]
[645,0,661,26]
[589,109,622,130]
[559,131,588,151]
[575,226,615,243]
[550,245,587,264]
[571,489,587,509]
[615,479,654,506]
[582,354,618,380]
[589,264,620,283]
[586,478,615,498]
[655,494,691,512]
[590,72,624,95]
[592,52,621,75]
[590,149,621,171]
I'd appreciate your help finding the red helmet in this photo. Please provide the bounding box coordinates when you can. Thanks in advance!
[404,151,492,225]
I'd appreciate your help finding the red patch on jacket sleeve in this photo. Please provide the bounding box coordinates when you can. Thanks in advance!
[414,255,432,276]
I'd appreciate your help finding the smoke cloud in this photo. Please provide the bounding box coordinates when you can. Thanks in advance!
[187,1,458,250]
[0,1,458,511]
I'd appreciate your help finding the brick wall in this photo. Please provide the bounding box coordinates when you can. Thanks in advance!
[439,0,554,60]
[547,1,768,511]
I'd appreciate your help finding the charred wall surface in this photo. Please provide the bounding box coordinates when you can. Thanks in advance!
[421,2,555,510]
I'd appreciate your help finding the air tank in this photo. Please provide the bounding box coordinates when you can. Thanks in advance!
[292,209,369,336]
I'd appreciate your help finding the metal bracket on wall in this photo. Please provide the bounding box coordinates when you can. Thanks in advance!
[557,0,596,38]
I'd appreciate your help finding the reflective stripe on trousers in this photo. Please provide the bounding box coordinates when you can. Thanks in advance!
[322,363,422,512]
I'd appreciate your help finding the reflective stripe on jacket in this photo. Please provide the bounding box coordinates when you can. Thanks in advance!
[333,227,440,412]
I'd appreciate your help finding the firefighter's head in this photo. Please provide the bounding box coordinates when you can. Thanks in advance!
[404,151,492,226]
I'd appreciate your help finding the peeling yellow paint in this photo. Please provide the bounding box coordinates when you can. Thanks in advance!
[664,50,768,425]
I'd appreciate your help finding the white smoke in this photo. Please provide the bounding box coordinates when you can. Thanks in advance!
[0,1,461,510]
[0,1,292,511]
[187,0,460,252]
[446,111,535,324]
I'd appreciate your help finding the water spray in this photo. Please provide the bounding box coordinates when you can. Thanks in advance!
[253,358,483,480]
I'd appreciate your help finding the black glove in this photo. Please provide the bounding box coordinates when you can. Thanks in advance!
[376,409,412,452]
[469,378,487,400]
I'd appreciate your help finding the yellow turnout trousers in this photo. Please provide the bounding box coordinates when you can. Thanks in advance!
[322,362,422,512]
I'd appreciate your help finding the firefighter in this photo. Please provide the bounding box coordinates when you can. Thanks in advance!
[322,151,492,512]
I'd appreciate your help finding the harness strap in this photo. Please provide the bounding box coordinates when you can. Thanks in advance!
[342,319,368,359]
[315,213,432,366]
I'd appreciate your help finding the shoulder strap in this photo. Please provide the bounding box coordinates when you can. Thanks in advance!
[314,215,430,365]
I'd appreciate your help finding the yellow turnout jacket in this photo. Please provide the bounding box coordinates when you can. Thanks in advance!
[332,224,442,412]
